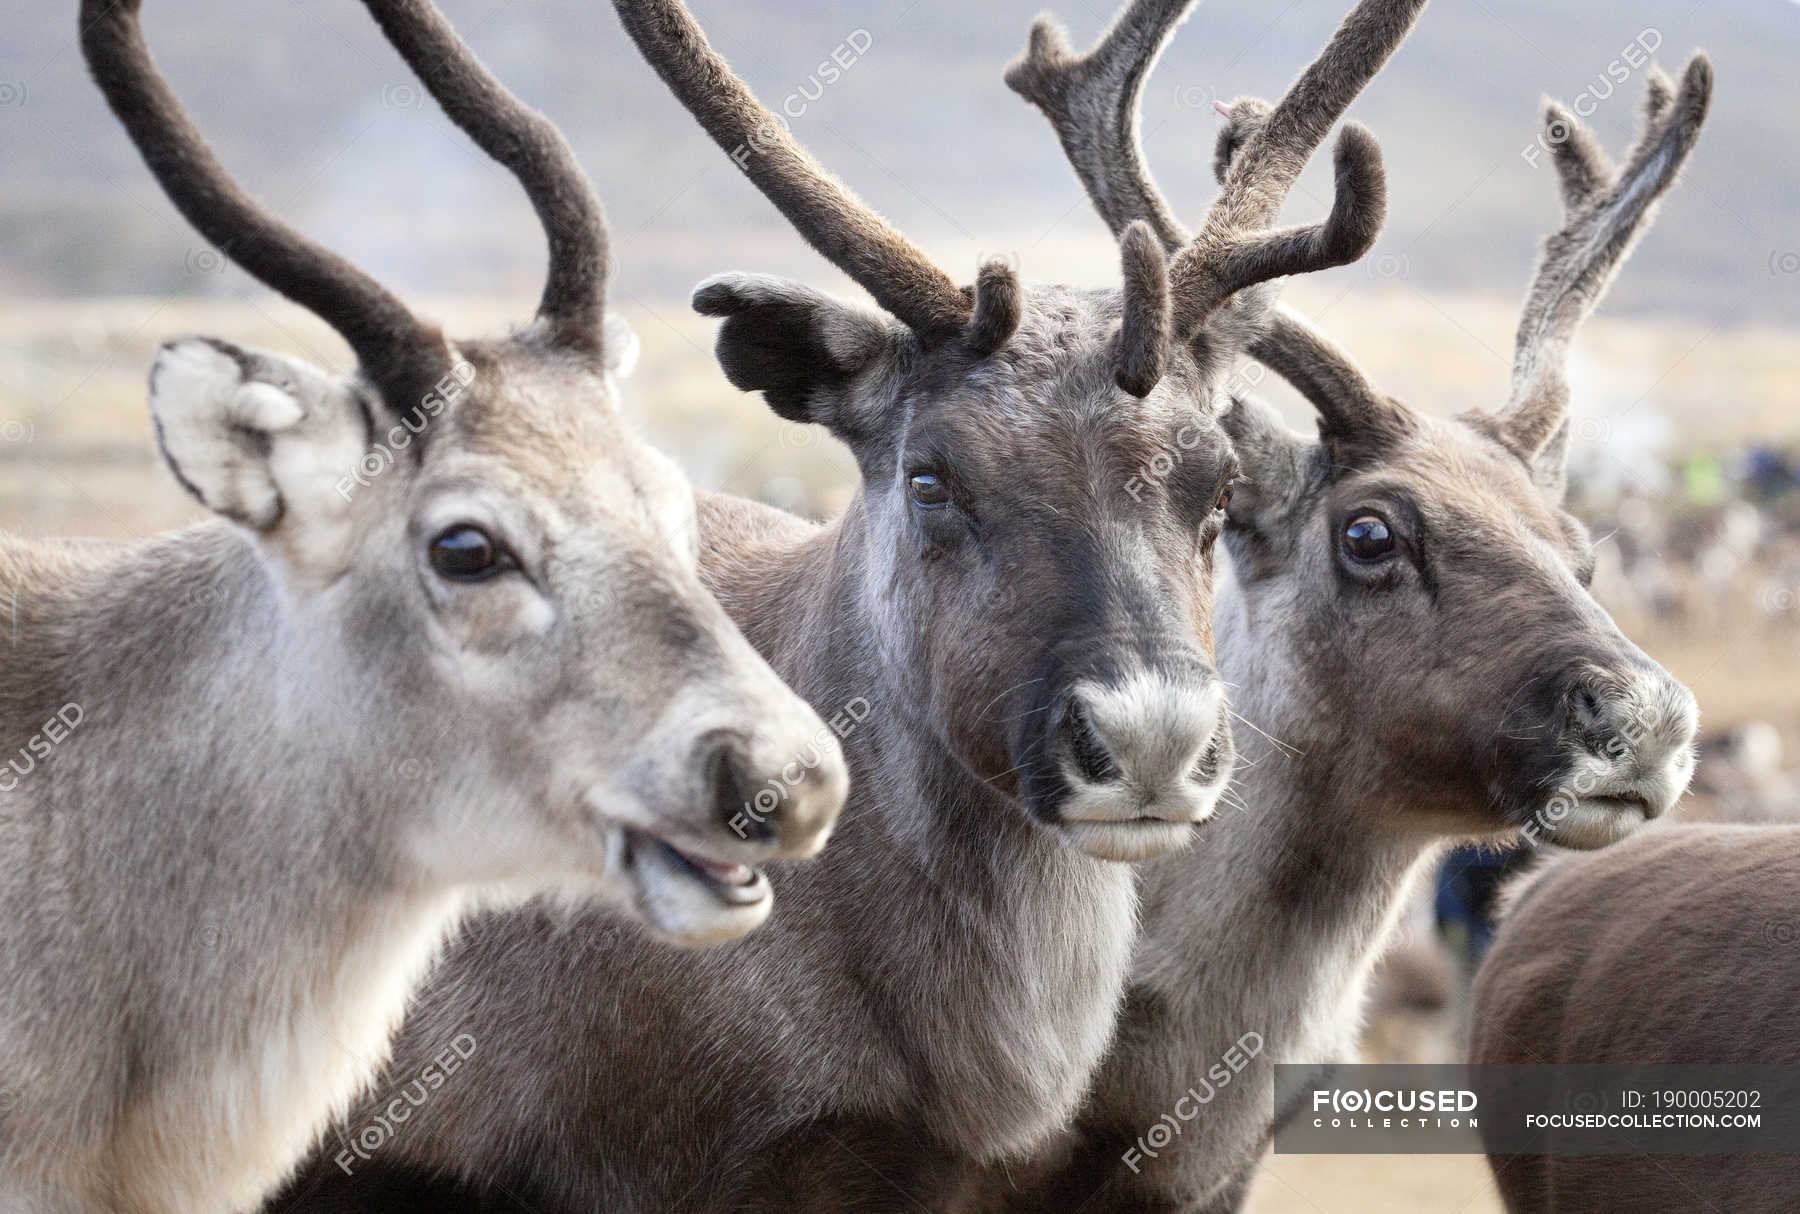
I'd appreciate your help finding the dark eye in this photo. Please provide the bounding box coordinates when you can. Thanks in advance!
[1343,515,1395,561]
[908,473,951,509]
[429,525,514,582]
[1215,483,1234,512]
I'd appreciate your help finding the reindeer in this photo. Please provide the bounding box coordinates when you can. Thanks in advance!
[969,5,1709,1209]
[0,3,848,1211]
[265,0,1428,1209]
[1472,824,1800,1212]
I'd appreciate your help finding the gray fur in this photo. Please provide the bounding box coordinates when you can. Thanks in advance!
[979,395,1700,1210]
[0,336,846,1214]
[273,280,1244,1214]
[270,1,1438,1205]
[980,27,1710,1201]
[4,3,847,1210]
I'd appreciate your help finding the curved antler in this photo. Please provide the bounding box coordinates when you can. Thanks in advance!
[80,0,450,405]
[1114,221,1172,397]
[1252,304,1406,440]
[1009,0,1416,425]
[612,0,1007,347]
[1210,101,1407,438]
[1494,55,1712,456]
[1011,0,1417,348]
[361,0,610,356]
[1006,2,1195,253]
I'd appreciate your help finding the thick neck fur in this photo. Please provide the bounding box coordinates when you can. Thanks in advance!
[1023,569,1447,1211]
[284,488,1142,1212]
[0,527,463,1214]
[703,489,1144,1156]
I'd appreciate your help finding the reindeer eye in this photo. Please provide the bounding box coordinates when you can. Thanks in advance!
[908,473,951,509]
[1343,515,1395,561]
[1215,484,1234,512]
[429,525,515,582]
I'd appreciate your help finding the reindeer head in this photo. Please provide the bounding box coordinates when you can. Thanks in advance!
[1230,67,1708,847]
[1023,2,1705,847]
[83,0,847,945]
[614,0,1425,861]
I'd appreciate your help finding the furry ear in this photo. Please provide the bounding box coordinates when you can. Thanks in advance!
[692,273,902,443]
[1219,394,1318,582]
[148,337,374,583]
[1219,394,1314,532]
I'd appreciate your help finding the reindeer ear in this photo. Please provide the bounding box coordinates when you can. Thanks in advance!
[1219,394,1317,581]
[1220,394,1312,528]
[692,274,903,444]
[148,338,373,582]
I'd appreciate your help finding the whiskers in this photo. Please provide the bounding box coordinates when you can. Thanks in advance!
[1227,707,1303,759]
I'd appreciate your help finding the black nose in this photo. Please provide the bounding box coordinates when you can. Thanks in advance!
[1060,699,1121,784]
[1191,720,1232,784]
[704,738,768,842]
[1561,670,1635,761]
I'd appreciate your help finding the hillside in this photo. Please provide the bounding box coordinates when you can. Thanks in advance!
[2,0,1796,324]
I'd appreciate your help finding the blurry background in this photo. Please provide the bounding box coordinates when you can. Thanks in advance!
[3,1,1796,1209]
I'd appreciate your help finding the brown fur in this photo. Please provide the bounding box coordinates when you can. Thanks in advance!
[272,284,1244,1211]
[982,26,1707,1210]
[263,1,1443,1205]
[1473,825,1800,1213]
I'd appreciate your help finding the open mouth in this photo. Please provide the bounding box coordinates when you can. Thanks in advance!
[625,830,770,908]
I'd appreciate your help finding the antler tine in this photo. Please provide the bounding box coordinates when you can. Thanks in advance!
[1114,221,1172,396]
[1496,54,1713,456]
[611,0,978,344]
[1010,0,1407,419]
[80,0,449,403]
[1167,0,1424,343]
[1005,0,1198,254]
[1209,99,1404,435]
[1541,100,1615,214]
[361,0,609,356]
